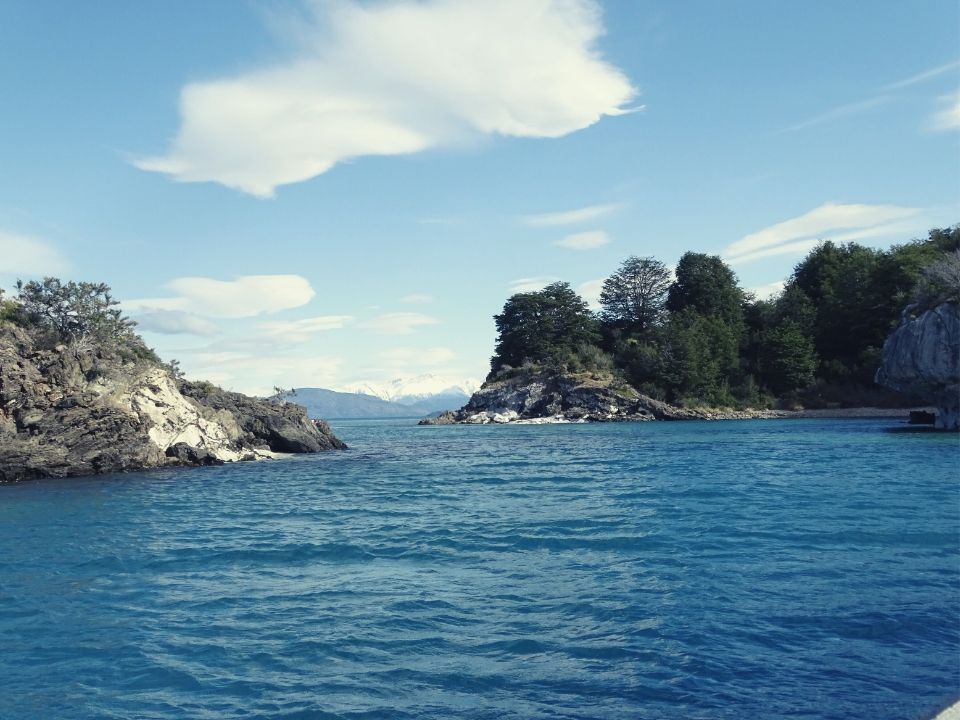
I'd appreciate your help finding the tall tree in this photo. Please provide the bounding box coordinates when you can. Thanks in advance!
[490,282,598,376]
[789,241,883,380]
[599,256,671,335]
[667,252,744,326]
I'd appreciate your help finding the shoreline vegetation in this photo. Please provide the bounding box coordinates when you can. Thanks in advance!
[426,226,959,427]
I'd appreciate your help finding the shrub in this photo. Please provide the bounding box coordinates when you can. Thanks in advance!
[15,278,137,348]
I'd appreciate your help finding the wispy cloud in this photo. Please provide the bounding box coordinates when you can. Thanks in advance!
[929,91,960,131]
[256,315,353,342]
[747,280,786,301]
[780,58,960,134]
[882,59,960,91]
[126,275,315,318]
[509,276,559,293]
[0,230,69,276]
[576,278,605,309]
[779,96,891,133]
[134,309,221,337]
[724,202,921,266]
[556,230,610,250]
[362,312,439,335]
[182,350,344,396]
[401,293,433,304]
[523,202,623,227]
[135,0,636,197]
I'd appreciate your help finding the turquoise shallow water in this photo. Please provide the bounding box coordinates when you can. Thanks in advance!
[0,418,957,719]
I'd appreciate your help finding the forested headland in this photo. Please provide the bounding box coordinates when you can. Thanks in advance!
[488,226,959,410]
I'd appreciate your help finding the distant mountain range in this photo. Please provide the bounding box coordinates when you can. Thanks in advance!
[286,375,479,419]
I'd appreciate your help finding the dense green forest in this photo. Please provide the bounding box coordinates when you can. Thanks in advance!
[489,226,960,409]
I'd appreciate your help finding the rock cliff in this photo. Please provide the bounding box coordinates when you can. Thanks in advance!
[0,323,346,482]
[876,302,960,430]
[420,370,787,425]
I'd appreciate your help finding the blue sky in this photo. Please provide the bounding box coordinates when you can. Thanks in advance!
[1,0,958,395]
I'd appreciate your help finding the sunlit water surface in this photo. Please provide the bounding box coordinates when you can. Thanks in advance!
[1,418,957,719]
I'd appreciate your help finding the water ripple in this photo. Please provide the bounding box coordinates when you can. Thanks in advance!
[0,418,957,720]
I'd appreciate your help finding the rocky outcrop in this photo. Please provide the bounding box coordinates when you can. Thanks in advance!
[419,371,789,425]
[876,302,960,430]
[0,323,346,482]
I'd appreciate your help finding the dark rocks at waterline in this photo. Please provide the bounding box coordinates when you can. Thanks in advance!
[165,442,225,466]
[876,302,960,430]
[419,371,790,425]
[178,382,347,453]
[908,410,936,426]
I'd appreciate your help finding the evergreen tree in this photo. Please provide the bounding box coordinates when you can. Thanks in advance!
[490,282,598,376]
[599,256,671,336]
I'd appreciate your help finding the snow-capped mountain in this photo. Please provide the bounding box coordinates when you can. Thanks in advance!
[340,374,480,405]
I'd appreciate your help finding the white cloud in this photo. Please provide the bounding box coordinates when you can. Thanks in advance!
[401,293,433,304]
[577,278,605,310]
[0,231,68,276]
[126,274,315,318]
[184,351,344,396]
[748,280,786,301]
[134,309,221,336]
[779,96,891,133]
[929,92,960,131]
[135,0,636,197]
[557,230,610,250]
[726,239,822,266]
[362,312,439,335]
[882,59,960,91]
[256,315,353,342]
[523,202,623,227]
[723,202,920,265]
[509,276,559,293]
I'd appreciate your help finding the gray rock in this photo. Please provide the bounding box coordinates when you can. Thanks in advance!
[179,381,348,452]
[0,323,346,483]
[876,302,960,430]
[420,371,692,425]
[165,442,225,466]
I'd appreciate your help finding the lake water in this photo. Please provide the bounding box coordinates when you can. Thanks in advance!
[1,418,957,719]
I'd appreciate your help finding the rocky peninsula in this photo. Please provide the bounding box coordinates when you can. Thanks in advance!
[0,321,345,483]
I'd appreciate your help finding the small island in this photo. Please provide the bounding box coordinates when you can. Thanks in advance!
[424,228,959,428]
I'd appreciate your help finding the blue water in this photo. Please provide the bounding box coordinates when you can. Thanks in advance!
[1,419,957,720]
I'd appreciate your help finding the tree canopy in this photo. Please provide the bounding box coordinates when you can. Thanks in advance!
[484,224,958,408]
[599,255,671,335]
[491,282,598,376]
[15,278,136,345]
[667,252,744,327]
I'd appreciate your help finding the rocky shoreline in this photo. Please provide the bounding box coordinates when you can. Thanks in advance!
[0,324,346,483]
[418,370,933,426]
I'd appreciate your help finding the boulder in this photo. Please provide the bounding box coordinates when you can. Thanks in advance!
[165,443,225,466]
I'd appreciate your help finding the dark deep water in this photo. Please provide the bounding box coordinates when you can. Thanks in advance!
[1,418,957,719]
